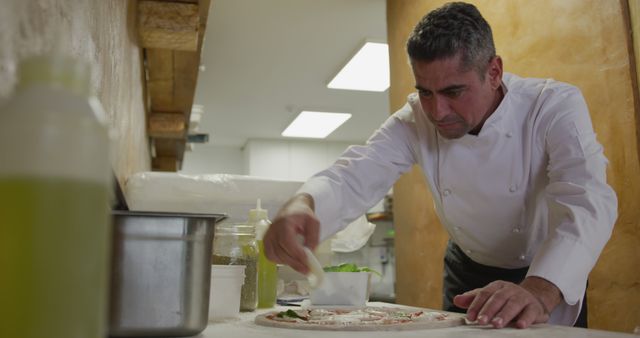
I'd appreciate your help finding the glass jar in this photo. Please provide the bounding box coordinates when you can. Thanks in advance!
[212,223,258,312]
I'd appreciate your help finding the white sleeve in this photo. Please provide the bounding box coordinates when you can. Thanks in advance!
[298,107,418,241]
[526,86,618,325]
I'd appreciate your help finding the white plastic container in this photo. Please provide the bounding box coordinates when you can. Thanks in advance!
[209,265,246,320]
[310,272,371,307]
[125,173,303,222]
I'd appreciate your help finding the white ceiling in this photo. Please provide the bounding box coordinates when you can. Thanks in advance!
[193,0,391,148]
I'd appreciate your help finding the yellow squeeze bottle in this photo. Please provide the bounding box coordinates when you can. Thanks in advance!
[250,199,278,308]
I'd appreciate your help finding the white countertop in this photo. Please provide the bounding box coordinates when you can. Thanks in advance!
[199,302,635,338]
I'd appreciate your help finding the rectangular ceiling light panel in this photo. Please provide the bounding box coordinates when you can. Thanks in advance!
[328,42,390,92]
[282,111,352,139]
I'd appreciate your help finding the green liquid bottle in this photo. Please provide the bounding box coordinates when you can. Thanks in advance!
[250,199,278,308]
[0,55,111,338]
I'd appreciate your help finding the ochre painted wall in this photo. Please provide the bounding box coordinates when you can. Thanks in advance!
[388,0,640,333]
[0,0,150,185]
[631,0,640,93]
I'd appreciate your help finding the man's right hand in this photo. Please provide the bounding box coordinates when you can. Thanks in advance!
[262,193,320,274]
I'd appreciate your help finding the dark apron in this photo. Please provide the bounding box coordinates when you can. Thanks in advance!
[442,240,588,328]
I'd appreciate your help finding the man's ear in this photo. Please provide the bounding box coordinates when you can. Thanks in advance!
[487,56,503,89]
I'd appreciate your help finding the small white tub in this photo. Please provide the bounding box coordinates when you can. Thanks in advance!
[209,265,246,320]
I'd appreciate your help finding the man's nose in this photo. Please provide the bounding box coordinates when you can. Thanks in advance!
[429,96,449,121]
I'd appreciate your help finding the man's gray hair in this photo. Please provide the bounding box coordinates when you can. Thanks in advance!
[406,2,496,76]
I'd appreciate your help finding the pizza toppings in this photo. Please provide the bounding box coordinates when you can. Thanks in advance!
[267,307,450,326]
[275,309,309,321]
[256,305,467,331]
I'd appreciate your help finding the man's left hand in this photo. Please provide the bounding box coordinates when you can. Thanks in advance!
[452,276,562,329]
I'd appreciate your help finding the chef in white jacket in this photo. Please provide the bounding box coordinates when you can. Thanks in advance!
[263,1,617,329]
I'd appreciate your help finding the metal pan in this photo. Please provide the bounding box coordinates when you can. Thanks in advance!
[109,210,226,337]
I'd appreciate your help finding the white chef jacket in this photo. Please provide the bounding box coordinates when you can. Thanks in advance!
[298,72,618,325]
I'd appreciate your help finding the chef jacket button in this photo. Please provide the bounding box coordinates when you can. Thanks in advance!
[455,226,461,232]
[443,189,451,196]
[465,249,472,255]
[509,185,517,193]
[519,254,526,260]
[506,131,513,138]
[512,227,521,233]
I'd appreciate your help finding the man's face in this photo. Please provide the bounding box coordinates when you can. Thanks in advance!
[411,54,502,139]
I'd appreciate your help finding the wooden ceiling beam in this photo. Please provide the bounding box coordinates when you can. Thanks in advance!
[154,138,185,157]
[138,1,200,51]
[140,0,211,171]
[152,156,179,172]
[149,112,186,138]
[173,50,199,115]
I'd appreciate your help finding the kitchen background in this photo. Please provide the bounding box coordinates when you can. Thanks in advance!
[0,0,639,334]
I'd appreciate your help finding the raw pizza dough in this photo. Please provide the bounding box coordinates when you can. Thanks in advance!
[254,306,466,331]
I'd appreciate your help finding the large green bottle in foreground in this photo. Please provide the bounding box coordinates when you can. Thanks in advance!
[0,54,111,338]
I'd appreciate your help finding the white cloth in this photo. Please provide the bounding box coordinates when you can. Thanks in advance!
[298,73,617,325]
[330,215,376,253]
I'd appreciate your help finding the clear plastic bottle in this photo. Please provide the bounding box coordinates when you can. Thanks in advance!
[0,54,111,338]
[212,222,258,312]
[250,199,278,308]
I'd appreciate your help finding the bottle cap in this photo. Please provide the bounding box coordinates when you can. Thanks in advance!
[249,198,268,222]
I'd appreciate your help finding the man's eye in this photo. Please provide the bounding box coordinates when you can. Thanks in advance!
[445,90,463,98]
[419,90,432,98]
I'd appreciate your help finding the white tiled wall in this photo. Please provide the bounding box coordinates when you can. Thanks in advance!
[243,139,355,181]
[181,139,357,181]
[181,144,246,175]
